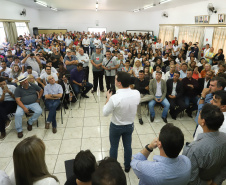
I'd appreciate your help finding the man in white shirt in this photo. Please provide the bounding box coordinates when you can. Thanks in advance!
[94,36,101,51]
[82,34,90,55]
[40,61,58,76]
[156,39,163,51]
[37,66,58,89]
[204,44,210,59]
[58,32,64,41]
[65,35,73,47]
[103,71,140,173]
[194,90,226,140]
[77,48,90,82]
[23,66,38,79]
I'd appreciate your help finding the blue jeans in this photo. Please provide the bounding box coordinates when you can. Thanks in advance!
[184,96,199,112]
[148,96,170,118]
[45,99,60,128]
[15,102,42,132]
[109,122,134,168]
[72,82,93,96]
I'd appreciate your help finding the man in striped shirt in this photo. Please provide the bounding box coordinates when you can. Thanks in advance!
[183,104,226,185]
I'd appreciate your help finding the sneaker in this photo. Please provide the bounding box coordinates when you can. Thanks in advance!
[7,113,15,119]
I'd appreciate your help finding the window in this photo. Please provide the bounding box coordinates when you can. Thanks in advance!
[15,22,29,36]
[0,22,6,45]
[88,27,106,34]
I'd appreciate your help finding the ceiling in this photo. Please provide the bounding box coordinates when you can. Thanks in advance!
[7,0,207,12]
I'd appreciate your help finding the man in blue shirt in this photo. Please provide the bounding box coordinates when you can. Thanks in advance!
[44,75,63,134]
[131,123,191,185]
[179,63,188,79]
[70,63,93,98]
[64,49,78,72]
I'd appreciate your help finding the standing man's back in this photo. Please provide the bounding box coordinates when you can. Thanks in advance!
[103,71,140,173]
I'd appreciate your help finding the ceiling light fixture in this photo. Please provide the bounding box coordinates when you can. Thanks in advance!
[34,0,47,7]
[133,9,140,13]
[51,7,58,11]
[144,4,154,9]
[159,0,171,4]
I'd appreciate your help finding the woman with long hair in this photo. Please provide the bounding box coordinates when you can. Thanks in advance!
[9,65,22,83]
[133,60,143,77]
[10,135,59,185]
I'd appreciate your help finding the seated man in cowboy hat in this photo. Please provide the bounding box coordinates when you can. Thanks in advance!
[14,75,43,138]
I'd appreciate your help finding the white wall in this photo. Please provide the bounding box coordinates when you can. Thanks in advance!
[0,0,40,34]
[35,0,226,37]
[1,0,226,41]
[38,10,152,33]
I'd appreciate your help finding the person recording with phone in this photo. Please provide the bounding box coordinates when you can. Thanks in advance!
[0,77,17,139]
[70,63,93,98]
[21,53,42,75]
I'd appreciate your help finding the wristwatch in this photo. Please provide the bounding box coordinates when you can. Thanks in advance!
[145,144,153,152]
[200,96,205,100]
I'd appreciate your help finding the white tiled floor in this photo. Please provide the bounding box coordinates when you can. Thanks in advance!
[1,76,225,185]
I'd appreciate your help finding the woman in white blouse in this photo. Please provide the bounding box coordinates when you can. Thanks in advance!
[10,135,59,185]
[172,40,180,57]
[133,60,143,77]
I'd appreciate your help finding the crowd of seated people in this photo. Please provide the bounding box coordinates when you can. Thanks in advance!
[0,31,226,184]
[0,31,226,136]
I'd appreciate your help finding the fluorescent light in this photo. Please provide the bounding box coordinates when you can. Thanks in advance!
[51,7,57,11]
[159,0,171,4]
[133,9,140,13]
[35,0,47,7]
[96,3,98,8]
[144,5,154,9]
